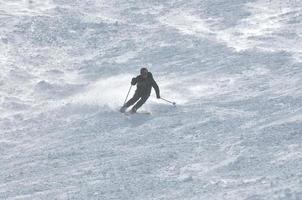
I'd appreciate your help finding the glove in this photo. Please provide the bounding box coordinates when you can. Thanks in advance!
[131,78,136,85]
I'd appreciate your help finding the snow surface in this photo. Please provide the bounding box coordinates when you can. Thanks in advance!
[1,0,302,199]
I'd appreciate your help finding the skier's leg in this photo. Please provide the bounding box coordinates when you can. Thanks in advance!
[132,95,149,111]
[120,93,140,113]
[125,92,140,107]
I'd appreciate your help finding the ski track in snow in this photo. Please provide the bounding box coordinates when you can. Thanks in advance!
[0,0,302,199]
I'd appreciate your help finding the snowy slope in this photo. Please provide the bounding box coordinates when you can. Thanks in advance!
[1,0,302,199]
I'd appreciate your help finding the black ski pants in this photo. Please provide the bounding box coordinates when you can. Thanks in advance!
[125,92,150,110]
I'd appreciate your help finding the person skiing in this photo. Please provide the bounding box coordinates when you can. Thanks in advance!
[120,68,160,113]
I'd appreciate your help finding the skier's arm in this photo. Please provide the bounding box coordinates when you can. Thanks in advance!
[150,73,160,98]
[131,77,138,85]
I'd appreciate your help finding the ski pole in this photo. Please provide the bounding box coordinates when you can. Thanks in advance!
[160,97,176,106]
[123,85,132,105]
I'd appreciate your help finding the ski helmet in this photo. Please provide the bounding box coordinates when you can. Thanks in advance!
[140,68,148,75]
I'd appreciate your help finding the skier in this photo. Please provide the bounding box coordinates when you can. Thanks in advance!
[120,68,160,113]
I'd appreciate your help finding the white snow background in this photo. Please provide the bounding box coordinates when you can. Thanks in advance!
[0,0,302,199]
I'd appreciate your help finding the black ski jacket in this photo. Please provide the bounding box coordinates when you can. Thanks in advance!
[131,72,160,97]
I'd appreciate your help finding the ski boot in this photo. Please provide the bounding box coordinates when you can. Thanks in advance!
[120,105,127,113]
[130,107,137,114]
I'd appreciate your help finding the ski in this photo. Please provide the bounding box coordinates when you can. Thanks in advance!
[121,111,151,115]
